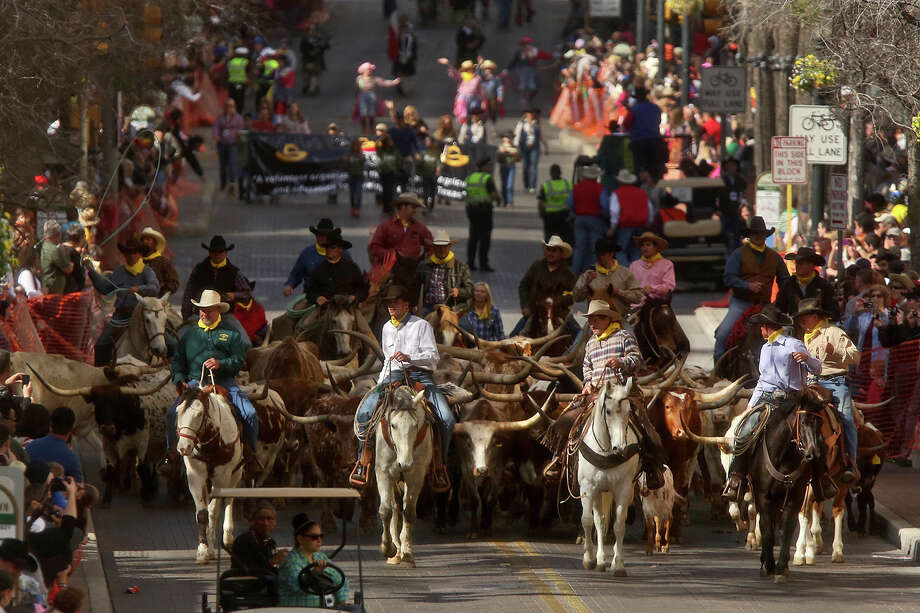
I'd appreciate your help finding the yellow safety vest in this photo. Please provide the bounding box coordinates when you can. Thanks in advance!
[228,57,249,84]
[466,172,492,205]
[260,58,279,84]
[541,179,571,213]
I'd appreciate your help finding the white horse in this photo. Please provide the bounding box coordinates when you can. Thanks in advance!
[175,386,243,564]
[375,386,432,567]
[114,293,171,363]
[578,376,642,576]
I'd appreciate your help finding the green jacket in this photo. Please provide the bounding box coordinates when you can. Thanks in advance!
[172,317,246,384]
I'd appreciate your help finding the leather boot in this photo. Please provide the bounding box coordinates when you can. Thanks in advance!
[243,442,263,476]
[542,455,563,483]
[815,472,839,501]
[430,463,451,493]
[838,456,860,487]
[722,473,743,501]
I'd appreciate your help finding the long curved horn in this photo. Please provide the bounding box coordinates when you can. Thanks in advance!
[494,390,556,432]
[245,382,270,401]
[471,360,534,385]
[329,352,379,380]
[437,345,485,363]
[677,410,731,446]
[322,351,356,368]
[476,386,524,403]
[545,322,589,364]
[679,368,706,388]
[524,316,570,346]
[643,356,686,390]
[27,365,93,397]
[354,308,385,357]
[269,399,354,424]
[325,364,347,398]
[329,329,385,362]
[116,372,173,396]
[853,398,894,410]
[510,356,583,389]
[710,345,737,378]
[261,325,272,347]
[635,355,677,384]
[447,387,479,406]
[695,376,749,409]
[525,386,558,424]
[447,321,480,348]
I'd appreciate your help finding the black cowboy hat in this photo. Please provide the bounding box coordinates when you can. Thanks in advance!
[594,236,621,254]
[309,218,338,235]
[749,304,793,328]
[740,216,775,238]
[792,298,828,319]
[871,248,899,262]
[0,539,37,572]
[117,235,145,254]
[202,235,234,252]
[785,247,826,267]
[325,232,352,250]
[380,284,411,302]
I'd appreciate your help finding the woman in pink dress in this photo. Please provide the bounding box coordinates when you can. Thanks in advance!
[354,62,401,135]
[438,58,484,125]
[629,231,681,363]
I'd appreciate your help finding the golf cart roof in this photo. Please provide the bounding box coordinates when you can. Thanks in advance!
[656,177,725,189]
[211,487,361,500]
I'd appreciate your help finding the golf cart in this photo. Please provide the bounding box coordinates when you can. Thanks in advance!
[201,487,365,613]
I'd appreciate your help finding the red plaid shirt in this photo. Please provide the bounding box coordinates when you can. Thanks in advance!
[582,329,642,390]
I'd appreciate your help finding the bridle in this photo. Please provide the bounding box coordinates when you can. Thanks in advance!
[177,394,222,449]
[380,387,429,451]
[761,404,825,490]
[141,303,168,345]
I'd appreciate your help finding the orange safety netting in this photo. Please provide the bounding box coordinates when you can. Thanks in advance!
[25,290,105,364]
[1,296,44,353]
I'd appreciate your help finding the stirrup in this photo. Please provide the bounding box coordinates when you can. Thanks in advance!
[430,464,451,493]
[349,462,368,488]
[542,456,562,483]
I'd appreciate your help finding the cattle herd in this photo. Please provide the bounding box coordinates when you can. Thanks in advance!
[22,310,889,578]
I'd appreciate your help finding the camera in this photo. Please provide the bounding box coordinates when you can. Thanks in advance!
[49,477,68,493]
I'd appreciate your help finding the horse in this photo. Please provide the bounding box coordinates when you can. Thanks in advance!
[632,297,690,367]
[520,292,573,357]
[295,295,358,359]
[114,292,172,364]
[374,386,433,567]
[748,388,827,582]
[362,253,420,333]
[577,375,642,575]
[425,304,463,347]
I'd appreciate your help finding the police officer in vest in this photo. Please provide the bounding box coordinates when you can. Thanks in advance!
[465,157,500,272]
[227,47,251,113]
[538,164,573,243]
[256,53,280,108]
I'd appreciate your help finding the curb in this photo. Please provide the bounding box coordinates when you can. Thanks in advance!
[78,510,115,613]
[874,501,920,561]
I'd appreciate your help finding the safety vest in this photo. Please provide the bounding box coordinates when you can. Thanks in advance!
[466,172,492,205]
[228,57,249,84]
[541,179,572,213]
[260,58,279,84]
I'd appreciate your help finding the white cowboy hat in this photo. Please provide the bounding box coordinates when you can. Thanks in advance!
[190,289,229,313]
[140,227,167,253]
[584,299,622,321]
[581,165,602,179]
[542,235,573,259]
[616,169,637,184]
[432,229,455,246]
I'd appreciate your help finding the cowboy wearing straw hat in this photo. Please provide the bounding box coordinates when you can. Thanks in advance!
[793,298,860,485]
[140,227,179,297]
[721,304,836,501]
[775,247,838,322]
[162,289,261,475]
[417,229,473,314]
[541,300,668,489]
[368,192,434,266]
[713,216,790,367]
[509,235,576,336]
[86,235,160,366]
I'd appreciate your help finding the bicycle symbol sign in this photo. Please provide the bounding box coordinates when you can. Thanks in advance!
[789,105,848,165]
[699,67,746,114]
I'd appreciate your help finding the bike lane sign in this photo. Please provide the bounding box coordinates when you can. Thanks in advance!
[771,136,808,184]
[789,105,847,165]
[699,67,746,114]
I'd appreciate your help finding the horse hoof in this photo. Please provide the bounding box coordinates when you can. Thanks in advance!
[386,556,401,565]
[774,574,788,584]
[831,553,844,563]
[582,559,596,570]
[381,544,397,558]
[660,545,669,553]
[575,535,584,545]
[613,568,628,577]
[402,555,416,568]
[793,555,804,566]
[805,556,815,566]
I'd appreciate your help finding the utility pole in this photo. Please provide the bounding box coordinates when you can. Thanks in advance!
[680,12,692,107]
[636,0,648,53]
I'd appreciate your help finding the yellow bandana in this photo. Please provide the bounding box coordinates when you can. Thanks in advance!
[315,244,326,256]
[477,305,490,320]
[796,272,816,285]
[596,260,618,275]
[326,256,342,264]
[804,318,829,346]
[210,258,228,268]
[767,329,782,344]
[400,218,411,228]
[430,251,455,265]
[747,241,766,253]
[125,260,146,276]
[596,321,622,341]
[641,253,663,264]
[143,250,162,262]
[390,313,408,328]
[237,299,254,311]
[198,315,222,331]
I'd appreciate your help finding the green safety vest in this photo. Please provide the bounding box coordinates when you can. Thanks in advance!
[228,57,249,84]
[541,179,572,212]
[260,58,279,83]
[466,172,492,205]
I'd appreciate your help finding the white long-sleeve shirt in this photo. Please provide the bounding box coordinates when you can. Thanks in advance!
[377,314,440,383]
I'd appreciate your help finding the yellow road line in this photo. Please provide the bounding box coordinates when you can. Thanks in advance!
[492,541,567,613]
[491,540,593,613]
[515,542,593,613]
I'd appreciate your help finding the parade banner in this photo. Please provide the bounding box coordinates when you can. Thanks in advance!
[249,133,349,195]
[436,142,495,200]
[359,138,424,196]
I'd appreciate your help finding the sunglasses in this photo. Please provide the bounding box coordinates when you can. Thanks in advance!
[304,533,323,540]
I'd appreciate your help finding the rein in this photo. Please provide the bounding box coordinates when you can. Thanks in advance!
[760,408,819,489]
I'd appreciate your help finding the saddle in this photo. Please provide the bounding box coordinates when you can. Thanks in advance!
[561,396,644,474]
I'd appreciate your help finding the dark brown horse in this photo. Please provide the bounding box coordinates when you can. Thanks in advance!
[633,297,690,367]
[521,292,574,356]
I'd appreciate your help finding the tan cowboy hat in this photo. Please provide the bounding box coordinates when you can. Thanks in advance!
[616,168,637,184]
[542,235,573,259]
[190,289,230,313]
[140,227,166,253]
[393,192,424,208]
[633,231,668,251]
[791,298,828,319]
[460,60,475,71]
[432,229,455,246]
[583,299,622,322]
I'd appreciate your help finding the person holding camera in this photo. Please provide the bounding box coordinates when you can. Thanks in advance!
[23,408,83,485]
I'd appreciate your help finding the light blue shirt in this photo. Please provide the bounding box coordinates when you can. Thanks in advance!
[750,334,821,407]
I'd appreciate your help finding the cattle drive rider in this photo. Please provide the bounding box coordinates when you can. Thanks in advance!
[302,233,369,311]
[368,193,433,267]
[162,289,260,474]
[713,217,790,365]
[87,236,160,366]
[140,227,180,298]
[628,232,682,361]
[572,236,643,321]
[182,235,254,349]
[511,235,578,337]
[722,304,837,501]
[417,229,473,315]
[775,247,839,324]
[541,300,667,488]
[349,284,453,492]
[793,298,860,485]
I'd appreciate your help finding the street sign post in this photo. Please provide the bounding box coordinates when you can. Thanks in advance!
[788,105,848,165]
[771,136,808,185]
[755,172,781,249]
[698,67,747,114]
[828,173,848,230]
[588,0,623,17]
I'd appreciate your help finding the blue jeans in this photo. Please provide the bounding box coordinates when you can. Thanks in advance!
[499,165,515,206]
[573,216,607,274]
[497,0,512,26]
[348,176,363,209]
[355,369,454,462]
[614,226,641,266]
[713,295,754,363]
[217,142,239,190]
[521,148,539,190]
[816,376,858,461]
[167,379,259,451]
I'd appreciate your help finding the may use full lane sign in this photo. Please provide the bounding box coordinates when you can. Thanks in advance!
[699,67,747,114]
[789,105,848,165]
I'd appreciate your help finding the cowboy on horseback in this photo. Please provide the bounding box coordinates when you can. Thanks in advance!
[349,284,453,492]
[572,236,643,320]
[541,300,668,489]
[162,290,260,474]
[510,235,579,338]
[87,235,161,366]
[722,304,836,501]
